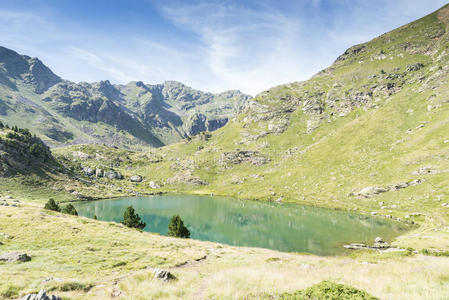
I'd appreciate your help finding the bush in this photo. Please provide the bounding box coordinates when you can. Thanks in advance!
[279,281,378,300]
[44,198,60,212]
[61,204,78,216]
[121,206,146,229]
[168,215,190,238]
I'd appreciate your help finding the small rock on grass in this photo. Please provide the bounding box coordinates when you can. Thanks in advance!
[0,252,31,262]
[152,268,176,281]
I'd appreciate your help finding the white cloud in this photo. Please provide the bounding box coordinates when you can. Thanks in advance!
[0,0,448,95]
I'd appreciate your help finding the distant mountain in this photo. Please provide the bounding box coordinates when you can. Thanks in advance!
[0,46,251,148]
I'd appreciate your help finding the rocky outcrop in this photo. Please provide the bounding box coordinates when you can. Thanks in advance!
[219,150,269,168]
[19,290,61,300]
[0,46,61,94]
[0,127,56,177]
[0,252,31,262]
[352,179,424,198]
[344,237,391,250]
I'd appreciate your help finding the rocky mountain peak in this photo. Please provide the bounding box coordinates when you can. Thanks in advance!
[0,46,61,93]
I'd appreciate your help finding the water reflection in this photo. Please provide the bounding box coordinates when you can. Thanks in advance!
[74,195,407,255]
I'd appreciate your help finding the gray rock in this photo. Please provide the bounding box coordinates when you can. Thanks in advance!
[406,63,424,72]
[149,181,160,189]
[19,290,62,300]
[95,168,104,178]
[374,237,384,243]
[105,171,123,180]
[152,268,176,281]
[0,252,31,262]
[130,175,143,182]
[82,167,95,176]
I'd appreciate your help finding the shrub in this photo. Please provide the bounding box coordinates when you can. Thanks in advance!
[121,206,146,229]
[61,204,78,216]
[279,281,378,300]
[168,215,190,238]
[44,198,60,212]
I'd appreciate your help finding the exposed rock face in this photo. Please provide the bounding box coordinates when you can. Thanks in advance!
[0,252,31,262]
[353,179,424,198]
[0,46,61,94]
[19,290,61,300]
[219,150,269,168]
[0,46,251,148]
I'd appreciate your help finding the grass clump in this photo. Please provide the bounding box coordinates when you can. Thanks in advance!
[168,215,190,238]
[121,206,146,230]
[49,282,93,292]
[279,281,378,300]
[422,248,449,257]
[0,284,20,299]
[44,198,60,212]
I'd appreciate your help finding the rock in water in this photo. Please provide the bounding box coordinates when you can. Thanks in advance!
[0,252,31,262]
[152,268,176,281]
[20,290,62,300]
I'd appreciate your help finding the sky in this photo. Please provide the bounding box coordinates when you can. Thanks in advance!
[0,0,447,95]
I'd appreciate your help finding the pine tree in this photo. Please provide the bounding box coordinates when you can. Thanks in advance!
[121,206,146,229]
[167,215,190,238]
[61,204,78,216]
[44,198,60,212]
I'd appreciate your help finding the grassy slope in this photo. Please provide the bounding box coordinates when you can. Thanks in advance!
[1,203,449,299]
[51,6,449,251]
[2,4,449,300]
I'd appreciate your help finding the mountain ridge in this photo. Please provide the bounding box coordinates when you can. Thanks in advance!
[0,46,251,149]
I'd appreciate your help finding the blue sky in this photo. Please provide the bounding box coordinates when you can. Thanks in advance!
[0,0,447,95]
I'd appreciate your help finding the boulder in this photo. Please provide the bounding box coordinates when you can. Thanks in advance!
[152,268,176,281]
[82,167,95,176]
[105,171,123,180]
[374,237,384,243]
[19,290,62,300]
[0,252,31,262]
[130,175,143,182]
[95,168,104,178]
[149,181,160,189]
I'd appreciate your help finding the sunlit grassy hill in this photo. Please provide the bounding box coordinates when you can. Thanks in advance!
[2,4,449,300]
[54,5,449,234]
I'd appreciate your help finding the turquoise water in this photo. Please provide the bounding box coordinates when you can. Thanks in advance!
[74,195,407,255]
